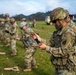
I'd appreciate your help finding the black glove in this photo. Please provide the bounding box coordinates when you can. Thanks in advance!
[5,30,9,33]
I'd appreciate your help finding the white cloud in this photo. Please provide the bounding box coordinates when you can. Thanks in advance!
[44,0,76,14]
[0,0,76,16]
[44,0,69,11]
[0,0,45,16]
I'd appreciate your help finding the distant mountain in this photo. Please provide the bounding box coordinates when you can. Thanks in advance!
[28,11,52,21]
[0,11,76,21]
[11,11,52,21]
[12,14,28,21]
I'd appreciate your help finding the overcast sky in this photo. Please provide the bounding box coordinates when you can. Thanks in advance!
[0,0,76,16]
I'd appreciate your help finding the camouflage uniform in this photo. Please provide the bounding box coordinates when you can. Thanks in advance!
[64,9,76,30]
[4,14,10,47]
[20,22,38,71]
[45,8,76,75]
[0,18,5,41]
[32,19,36,27]
[9,18,18,55]
[68,20,76,30]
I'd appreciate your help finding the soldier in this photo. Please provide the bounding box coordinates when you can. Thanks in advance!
[9,18,18,55]
[4,13,10,47]
[19,22,42,72]
[21,18,26,22]
[32,19,36,27]
[0,18,5,41]
[64,9,76,31]
[39,7,76,75]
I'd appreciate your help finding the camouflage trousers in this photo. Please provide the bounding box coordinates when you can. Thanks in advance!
[24,47,37,68]
[0,29,3,40]
[54,69,76,75]
[4,33,10,45]
[32,23,36,27]
[10,39,17,53]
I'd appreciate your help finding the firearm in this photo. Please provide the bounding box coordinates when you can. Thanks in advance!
[20,37,30,48]
[5,30,9,33]
[20,35,39,48]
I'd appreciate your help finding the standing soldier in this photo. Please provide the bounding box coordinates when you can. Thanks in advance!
[9,18,18,55]
[0,18,5,41]
[4,13,10,47]
[32,19,36,27]
[21,18,27,22]
[39,7,76,75]
[19,22,42,72]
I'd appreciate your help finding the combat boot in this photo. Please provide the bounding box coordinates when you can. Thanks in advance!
[32,65,38,69]
[11,52,16,56]
[6,44,10,47]
[23,68,32,72]
[11,50,17,56]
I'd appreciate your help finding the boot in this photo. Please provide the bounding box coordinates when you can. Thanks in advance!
[32,65,38,69]
[23,68,32,72]
[6,44,10,47]
[11,50,17,56]
[11,52,16,56]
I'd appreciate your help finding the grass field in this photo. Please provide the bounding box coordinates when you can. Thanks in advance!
[0,21,56,75]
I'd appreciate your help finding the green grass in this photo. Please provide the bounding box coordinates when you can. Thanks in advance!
[0,21,55,75]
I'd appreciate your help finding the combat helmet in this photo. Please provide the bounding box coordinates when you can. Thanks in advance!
[51,7,67,22]
[64,9,69,17]
[5,13,9,17]
[10,18,15,22]
[20,22,27,29]
[21,18,26,21]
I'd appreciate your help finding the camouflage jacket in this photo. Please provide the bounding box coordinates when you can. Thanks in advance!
[9,22,18,39]
[21,27,37,48]
[4,18,10,33]
[46,25,76,71]
[68,20,76,32]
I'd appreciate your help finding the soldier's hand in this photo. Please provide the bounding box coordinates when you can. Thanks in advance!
[15,38,20,41]
[39,43,46,50]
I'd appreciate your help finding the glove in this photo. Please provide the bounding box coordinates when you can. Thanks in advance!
[10,33,15,35]
[5,30,9,33]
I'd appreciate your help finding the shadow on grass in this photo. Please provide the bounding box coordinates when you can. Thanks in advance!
[32,68,50,75]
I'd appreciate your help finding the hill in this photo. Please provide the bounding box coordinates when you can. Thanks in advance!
[12,11,52,21]
[0,11,76,21]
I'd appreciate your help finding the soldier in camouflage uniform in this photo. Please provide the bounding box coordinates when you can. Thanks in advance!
[64,9,76,31]
[0,18,5,41]
[4,13,10,47]
[39,7,76,75]
[32,19,36,27]
[9,18,18,55]
[20,22,42,72]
